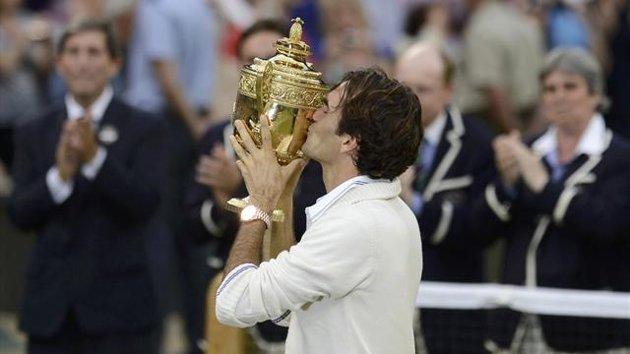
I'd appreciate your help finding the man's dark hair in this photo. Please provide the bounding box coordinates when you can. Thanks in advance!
[236,19,285,59]
[334,68,423,180]
[57,19,120,59]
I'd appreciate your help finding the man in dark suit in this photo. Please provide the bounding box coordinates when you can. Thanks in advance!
[395,42,494,353]
[8,20,161,354]
[184,20,326,352]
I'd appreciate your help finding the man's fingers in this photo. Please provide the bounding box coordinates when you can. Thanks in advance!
[234,120,257,153]
[508,130,521,140]
[195,173,227,188]
[195,164,213,179]
[63,120,78,137]
[199,155,223,169]
[229,135,250,163]
[211,145,228,161]
[260,114,273,151]
[235,160,250,181]
[77,117,92,135]
[195,174,215,187]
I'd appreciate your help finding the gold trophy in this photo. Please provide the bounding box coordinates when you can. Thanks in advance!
[226,18,328,220]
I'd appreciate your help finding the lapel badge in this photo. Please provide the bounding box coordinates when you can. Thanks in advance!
[98,125,119,145]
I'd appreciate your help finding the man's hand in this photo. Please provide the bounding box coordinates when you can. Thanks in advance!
[494,131,549,193]
[196,145,242,193]
[72,115,99,163]
[493,133,520,189]
[196,144,243,210]
[229,115,306,214]
[56,120,81,182]
[506,136,549,193]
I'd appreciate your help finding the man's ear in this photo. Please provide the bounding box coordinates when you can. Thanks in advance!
[340,133,358,155]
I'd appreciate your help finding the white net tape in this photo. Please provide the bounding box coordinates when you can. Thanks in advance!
[416,281,630,319]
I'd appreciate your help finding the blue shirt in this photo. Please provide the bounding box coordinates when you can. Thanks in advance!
[125,0,218,114]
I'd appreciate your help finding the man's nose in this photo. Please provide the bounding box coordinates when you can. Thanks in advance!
[75,51,91,66]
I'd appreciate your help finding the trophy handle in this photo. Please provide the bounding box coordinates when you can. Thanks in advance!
[255,61,274,116]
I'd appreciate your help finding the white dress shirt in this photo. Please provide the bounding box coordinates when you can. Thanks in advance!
[46,86,113,204]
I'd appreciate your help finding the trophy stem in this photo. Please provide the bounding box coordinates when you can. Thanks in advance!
[226,198,286,223]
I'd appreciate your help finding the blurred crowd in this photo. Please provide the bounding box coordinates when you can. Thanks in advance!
[1,0,629,353]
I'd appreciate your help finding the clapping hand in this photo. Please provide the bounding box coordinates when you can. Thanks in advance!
[195,144,243,209]
[56,120,81,182]
[493,131,549,193]
[73,115,98,163]
[493,131,521,189]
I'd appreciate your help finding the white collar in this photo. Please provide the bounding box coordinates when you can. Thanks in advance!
[423,111,447,146]
[65,85,114,123]
[305,175,381,227]
[532,114,609,158]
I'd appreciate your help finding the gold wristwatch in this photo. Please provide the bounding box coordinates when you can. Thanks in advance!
[240,204,272,229]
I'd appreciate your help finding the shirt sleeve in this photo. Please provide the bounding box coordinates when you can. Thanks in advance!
[46,167,74,204]
[200,199,223,236]
[142,2,178,61]
[215,213,374,328]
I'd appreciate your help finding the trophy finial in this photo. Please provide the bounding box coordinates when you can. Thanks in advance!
[289,18,304,42]
[274,17,310,60]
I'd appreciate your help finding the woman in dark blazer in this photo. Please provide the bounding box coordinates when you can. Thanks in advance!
[473,48,630,352]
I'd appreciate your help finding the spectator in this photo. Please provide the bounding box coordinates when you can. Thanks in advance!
[546,0,590,50]
[185,19,326,353]
[604,0,630,138]
[124,0,218,346]
[125,0,217,140]
[0,0,53,169]
[399,2,451,52]
[319,0,385,83]
[8,20,161,354]
[473,48,630,352]
[395,41,494,353]
[455,0,544,133]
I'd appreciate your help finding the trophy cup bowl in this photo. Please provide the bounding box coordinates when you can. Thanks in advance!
[227,18,328,221]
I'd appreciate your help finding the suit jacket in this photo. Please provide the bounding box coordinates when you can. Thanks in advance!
[8,98,162,337]
[472,128,630,351]
[414,108,494,282]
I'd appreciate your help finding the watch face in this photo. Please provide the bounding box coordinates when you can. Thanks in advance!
[241,205,257,221]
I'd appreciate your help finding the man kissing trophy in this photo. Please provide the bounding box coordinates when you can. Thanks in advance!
[206,18,327,354]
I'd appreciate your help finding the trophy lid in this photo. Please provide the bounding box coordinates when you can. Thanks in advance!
[275,17,311,61]
[237,18,327,109]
